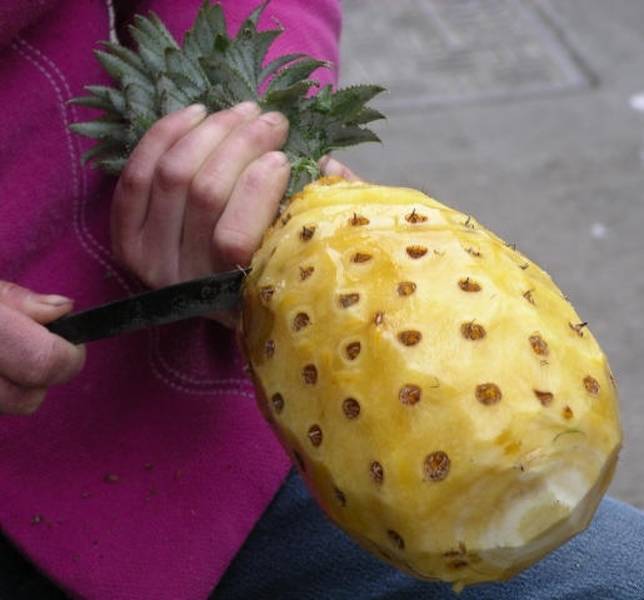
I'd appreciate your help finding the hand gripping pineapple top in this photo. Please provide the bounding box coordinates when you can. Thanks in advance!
[242,178,621,590]
[71,1,621,591]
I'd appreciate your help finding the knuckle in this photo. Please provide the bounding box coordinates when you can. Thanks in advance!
[189,175,223,211]
[239,165,266,195]
[119,163,149,194]
[214,227,254,267]
[155,155,193,190]
[0,281,20,304]
[25,338,63,386]
[111,235,140,272]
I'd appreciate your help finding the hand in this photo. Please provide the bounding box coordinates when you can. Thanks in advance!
[111,102,291,289]
[0,282,86,415]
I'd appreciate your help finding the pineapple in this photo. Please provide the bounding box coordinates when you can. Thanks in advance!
[71,1,622,590]
[242,178,621,589]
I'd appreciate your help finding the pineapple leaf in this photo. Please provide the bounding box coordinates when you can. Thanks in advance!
[99,41,146,73]
[69,120,129,141]
[326,125,381,149]
[264,80,317,109]
[348,106,386,125]
[266,58,329,94]
[81,140,124,164]
[124,83,157,120]
[70,0,385,199]
[200,56,257,103]
[258,52,305,86]
[328,85,386,120]
[184,0,226,60]
[67,95,114,111]
[95,157,128,174]
[94,50,153,92]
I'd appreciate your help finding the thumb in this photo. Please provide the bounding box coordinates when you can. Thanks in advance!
[0,281,74,324]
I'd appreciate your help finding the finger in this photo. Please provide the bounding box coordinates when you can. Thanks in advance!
[111,104,207,266]
[182,111,289,277]
[319,156,362,181]
[0,304,86,388]
[0,378,46,416]
[0,281,73,323]
[212,151,290,269]
[141,102,261,285]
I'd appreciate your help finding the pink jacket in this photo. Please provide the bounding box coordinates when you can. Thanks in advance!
[0,2,340,598]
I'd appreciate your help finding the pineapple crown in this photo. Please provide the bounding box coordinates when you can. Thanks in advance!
[69,0,385,196]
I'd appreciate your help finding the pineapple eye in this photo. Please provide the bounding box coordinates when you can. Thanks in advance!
[264,339,276,358]
[529,333,549,356]
[349,213,369,226]
[342,397,361,419]
[351,252,373,263]
[374,311,385,325]
[293,312,311,331]
[399,384,422,405]
[475,383,502,405]
[523,289,536,305]
[259,285,275,304]
[271,393,284,414]
[300,225,316,241]
[280,212,292,226]
[302,364,318,384]
[307,424,323,447]
[563,406,574,420]
[583,375,600,395]
[465,247,482,257]
[423,451,451,482]
[405,209,427,224]
[387,529,405,550]
[461,321,486,340]
[338,293,360,308]
[458,277,482,292]
[369,461,384,484]
[569,321,588,337]
[299,266,315,280]
[534,390,554,406]
[334,487,347,506]
[397,281,416,296]
[345,341,361,360]
[406,245,428,259]
[398,330,422,346]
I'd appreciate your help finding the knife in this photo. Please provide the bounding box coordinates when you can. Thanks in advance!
[45,269,247,345]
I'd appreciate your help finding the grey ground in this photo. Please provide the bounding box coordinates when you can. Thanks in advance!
[338,0,644,508]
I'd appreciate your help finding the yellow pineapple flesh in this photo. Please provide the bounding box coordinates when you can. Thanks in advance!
[242,177,622,590]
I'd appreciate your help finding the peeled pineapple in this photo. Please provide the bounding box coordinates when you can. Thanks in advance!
[71,1,622,589]
[242,178,621,589]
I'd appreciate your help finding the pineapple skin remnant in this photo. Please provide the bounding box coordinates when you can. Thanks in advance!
[242,177,622,590]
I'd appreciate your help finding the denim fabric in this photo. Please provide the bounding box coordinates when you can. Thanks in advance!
[213,470,644,600]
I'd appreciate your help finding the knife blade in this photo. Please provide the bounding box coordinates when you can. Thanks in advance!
[45,269,247,345]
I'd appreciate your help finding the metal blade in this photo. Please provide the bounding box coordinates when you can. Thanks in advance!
[46,269,247,344]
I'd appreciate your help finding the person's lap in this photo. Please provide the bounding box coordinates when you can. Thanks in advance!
[212,470,644,600]
[1,469,643,599]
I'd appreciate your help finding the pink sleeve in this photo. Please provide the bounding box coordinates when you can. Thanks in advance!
[132,0,342,86]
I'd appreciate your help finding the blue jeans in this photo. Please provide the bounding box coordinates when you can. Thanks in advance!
[213,470,644,600]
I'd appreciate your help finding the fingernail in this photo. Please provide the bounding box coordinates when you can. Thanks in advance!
[39,294,73,307]
[260,111,286,126]
[185,104,207,119]
[233,101,260,116]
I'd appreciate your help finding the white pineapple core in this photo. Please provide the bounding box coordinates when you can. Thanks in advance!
[242,178,622,589]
